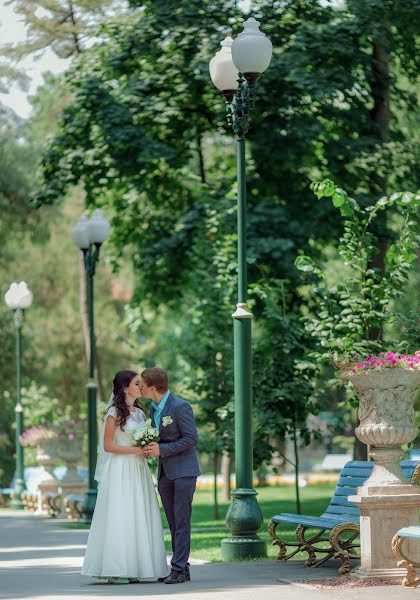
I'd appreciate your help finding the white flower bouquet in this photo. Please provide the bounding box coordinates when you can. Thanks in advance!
[131,419,160,447]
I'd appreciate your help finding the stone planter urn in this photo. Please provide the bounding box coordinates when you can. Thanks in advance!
[35,438,59,515]
[57,436,86,496]
[343,368,420,577]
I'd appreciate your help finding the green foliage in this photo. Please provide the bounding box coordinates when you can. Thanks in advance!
[2,0,420,489]
[295,180,420,359]
[19,382,60,425]
[252,279,322,509]
[0,111,41,260]
[395,311,420,354]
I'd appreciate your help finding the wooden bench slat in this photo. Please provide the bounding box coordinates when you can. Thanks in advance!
[340,468,372,477]
[337,475,368,487]
[333,488,358,497]
[329,494,356,506]
[324,505,360,516]
[272,513,352,528]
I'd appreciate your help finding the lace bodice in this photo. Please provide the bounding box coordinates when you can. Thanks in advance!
[106,406,146,448]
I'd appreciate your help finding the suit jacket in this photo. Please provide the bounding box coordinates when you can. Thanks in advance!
[151,392,201,480]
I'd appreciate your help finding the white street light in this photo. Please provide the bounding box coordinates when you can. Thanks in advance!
[4,280,33,508]
[71,208,111,522]
[5,282,33,310]
[208,16,273,561]
[209,33,239,94]
[72,210,110,249]
[231,17,272,77]
[88,209,111,245]
[72,215,90,249]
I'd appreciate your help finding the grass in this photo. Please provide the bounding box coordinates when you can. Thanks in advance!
[63,483,337,562]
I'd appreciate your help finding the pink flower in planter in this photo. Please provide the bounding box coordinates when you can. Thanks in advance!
[337,351,420,374]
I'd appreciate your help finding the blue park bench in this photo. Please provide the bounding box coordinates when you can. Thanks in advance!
[269,460,420,576]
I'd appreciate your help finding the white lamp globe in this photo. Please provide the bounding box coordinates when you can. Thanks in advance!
[88,209,111,245]
[231,17,272,76]
[5,281,33,310]
[72,215,90,249]
[209,33,239,93]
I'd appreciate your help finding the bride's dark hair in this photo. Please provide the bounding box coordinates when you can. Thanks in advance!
[109,370,143,430]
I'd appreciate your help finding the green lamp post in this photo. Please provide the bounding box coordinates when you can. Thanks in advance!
[209,17,272,560]
[5,281,33,509]
[72,209,110,522]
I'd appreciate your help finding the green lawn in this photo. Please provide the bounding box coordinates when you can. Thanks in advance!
[62,483,337,562]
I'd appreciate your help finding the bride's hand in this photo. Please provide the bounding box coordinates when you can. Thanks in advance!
[135,447,146,455]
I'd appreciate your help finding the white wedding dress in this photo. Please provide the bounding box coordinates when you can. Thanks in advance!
[81,406,169,579]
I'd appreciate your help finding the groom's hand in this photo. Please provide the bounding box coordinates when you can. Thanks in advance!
[144,442,160,457]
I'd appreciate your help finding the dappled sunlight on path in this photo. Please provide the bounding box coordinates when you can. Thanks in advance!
[0,512,415,600]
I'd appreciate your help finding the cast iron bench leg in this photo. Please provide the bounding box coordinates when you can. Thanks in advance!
[296,525,333,568]
[329,522,360,575]
[392,534,420,588]
[268,521,303,561]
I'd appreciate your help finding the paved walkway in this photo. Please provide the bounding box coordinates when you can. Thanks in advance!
[1,511,419,600]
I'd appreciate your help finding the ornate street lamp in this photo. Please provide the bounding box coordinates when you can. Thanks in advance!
[209,17,272,560]
[4,281,33,508]
[72,209,110,522]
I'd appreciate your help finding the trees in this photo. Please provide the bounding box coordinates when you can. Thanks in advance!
[31,0,420,485]
[4,0,120,59]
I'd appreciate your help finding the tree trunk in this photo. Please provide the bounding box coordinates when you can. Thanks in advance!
[213,447,220,519]
[292,419,301,514]
[221,450,231,502]
[68,0,82,56]
[354,437,367,461]
[370,29,391,148]
[352,24,391,462]
[196,131,206,184]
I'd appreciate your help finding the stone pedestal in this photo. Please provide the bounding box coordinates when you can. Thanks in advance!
[342,368,420,578]
[351,493,420,578]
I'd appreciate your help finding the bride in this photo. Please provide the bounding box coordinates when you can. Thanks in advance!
[81,370,169,584]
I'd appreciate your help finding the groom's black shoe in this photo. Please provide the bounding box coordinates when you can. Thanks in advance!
[163,571,187,584]
[158,569,190,583]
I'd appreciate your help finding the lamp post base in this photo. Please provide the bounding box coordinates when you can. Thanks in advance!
[80,488,97,524]
[221,488,267,560]
[10,481,26,509]
[221,536,267,560]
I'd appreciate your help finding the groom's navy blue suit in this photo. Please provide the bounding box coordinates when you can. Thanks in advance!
[152,392,200,575]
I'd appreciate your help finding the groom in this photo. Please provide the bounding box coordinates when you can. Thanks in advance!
[141,367,201,584]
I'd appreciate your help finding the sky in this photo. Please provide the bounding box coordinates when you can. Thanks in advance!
[0,1,69,119]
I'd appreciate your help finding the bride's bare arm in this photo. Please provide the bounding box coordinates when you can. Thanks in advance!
[103,416,145,455]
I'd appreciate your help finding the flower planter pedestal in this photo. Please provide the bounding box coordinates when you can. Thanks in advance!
[344,369,420,578]
[57,438,86,497]
[34,439,59,516]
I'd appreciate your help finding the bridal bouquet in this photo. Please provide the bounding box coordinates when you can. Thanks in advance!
[131,419,160,447]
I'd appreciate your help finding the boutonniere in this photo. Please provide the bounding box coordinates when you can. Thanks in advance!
[162,416,173,427]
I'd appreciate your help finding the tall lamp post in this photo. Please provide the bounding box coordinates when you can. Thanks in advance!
[209,17,272,559]
[72,209,110,522]
[4,281,33,508]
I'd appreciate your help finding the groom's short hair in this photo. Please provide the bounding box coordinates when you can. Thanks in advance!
[141,367,169,393]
